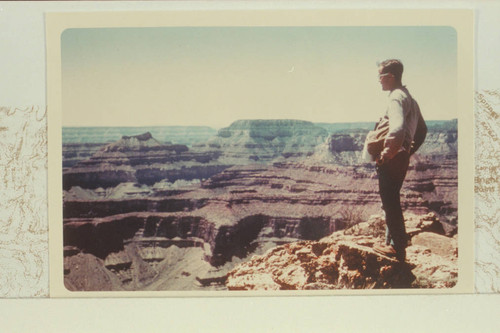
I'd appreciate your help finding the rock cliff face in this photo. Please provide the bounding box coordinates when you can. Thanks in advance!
[313,125,457,166]
[63,120,331,189]
[62,120,458,291]
[193,119,329,162]
[63,143,106,168]
[63,132,230,190]
[63,160,456,290]
[417,130,457,156]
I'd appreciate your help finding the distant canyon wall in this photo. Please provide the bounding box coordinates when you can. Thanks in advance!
[63,119,458,188]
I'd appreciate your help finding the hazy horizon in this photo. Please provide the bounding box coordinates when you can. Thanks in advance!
[62,26,458,128]
[62,117,458,130]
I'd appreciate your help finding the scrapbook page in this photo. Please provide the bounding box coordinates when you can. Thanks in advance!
[46,9,474,297]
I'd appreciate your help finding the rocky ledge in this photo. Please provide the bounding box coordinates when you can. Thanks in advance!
[226,213,457,290]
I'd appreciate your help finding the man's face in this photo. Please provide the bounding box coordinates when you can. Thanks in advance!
[378,66,395,91]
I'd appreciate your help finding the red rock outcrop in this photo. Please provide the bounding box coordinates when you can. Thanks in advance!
[226,213,457,290]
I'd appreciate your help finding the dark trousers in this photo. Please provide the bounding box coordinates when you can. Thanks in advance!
[377,151,410,252]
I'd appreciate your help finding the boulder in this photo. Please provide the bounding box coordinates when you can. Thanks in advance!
[410,232,457,257]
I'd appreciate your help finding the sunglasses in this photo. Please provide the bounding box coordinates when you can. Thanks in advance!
[378,72,394,79]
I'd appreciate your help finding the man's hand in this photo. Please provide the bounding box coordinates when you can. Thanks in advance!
[408,141,416,156]
[376,155,385,166]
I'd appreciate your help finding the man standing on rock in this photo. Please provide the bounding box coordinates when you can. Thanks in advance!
[372,59,427,262]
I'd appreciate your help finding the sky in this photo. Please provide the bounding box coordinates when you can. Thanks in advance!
[61,26,457,128]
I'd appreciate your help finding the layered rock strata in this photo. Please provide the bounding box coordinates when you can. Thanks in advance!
[63,143,107,168]
[63,160,456,290]
[63,132,230,190]
[193,119,329,162]
[313,121,457,166]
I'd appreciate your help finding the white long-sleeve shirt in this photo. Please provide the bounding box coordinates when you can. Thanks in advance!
[379,86,427,160]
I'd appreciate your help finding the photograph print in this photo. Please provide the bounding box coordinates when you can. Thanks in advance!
[58,19,465,293]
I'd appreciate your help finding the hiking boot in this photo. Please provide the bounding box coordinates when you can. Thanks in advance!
[373,244,406,262]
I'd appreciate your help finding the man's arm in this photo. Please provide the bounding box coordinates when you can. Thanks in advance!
[380,99,405,161]
[410,109,427,155]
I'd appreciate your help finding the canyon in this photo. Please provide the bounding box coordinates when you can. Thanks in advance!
[62,119,458,291]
